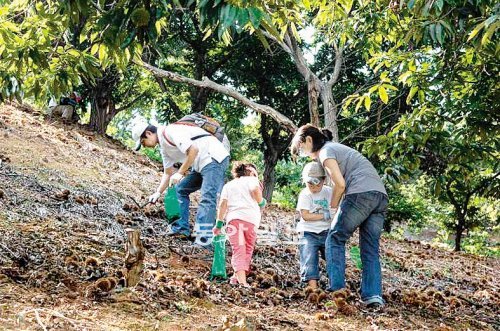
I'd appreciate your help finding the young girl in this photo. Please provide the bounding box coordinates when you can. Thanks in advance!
[296,161,333,289]
[213,162,266,287]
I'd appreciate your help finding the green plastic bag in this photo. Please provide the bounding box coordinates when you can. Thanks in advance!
[163,186,180,224]
[210,234,227,280]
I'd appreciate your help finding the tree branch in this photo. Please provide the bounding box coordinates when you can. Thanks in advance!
[139,61,297,133]
[115,92,147,112]
[154,76,168,93]
[328,44,344,88]
[471,170,500,197]
[261,30,292,55]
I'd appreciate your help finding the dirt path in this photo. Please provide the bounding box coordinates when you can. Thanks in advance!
[0,104,498,330]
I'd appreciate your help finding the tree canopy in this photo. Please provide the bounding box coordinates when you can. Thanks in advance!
[0,0,498,252]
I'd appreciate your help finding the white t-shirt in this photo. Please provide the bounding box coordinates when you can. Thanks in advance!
[220,176,261,227]
[296,186,333,233]
[158,124,229,172]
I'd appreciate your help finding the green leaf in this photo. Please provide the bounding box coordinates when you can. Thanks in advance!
[355,96,364,112]
[236,8,249,26]
[406,86,418,104]
[364,94,371,111]
[198,0,209,8]
[254,29,270,50]
[398,71,412,84]
[436,23,443,44]
[343,96,354,110]
[202,28,213,41]
[68,49,80,57]
[382,84,398,91]
[260,16,281,41]
[224,5,238,28]
[79,33,87,44]
[418,90,425,103]
[248,7,263,28]
[98,44,107,63]
[481,21,499,45]
[429,23,436,42]
[422,1,431,17]
[408,0,415,10]
[433,180,441,196]
[90,43,99,55]
[290,22,299,40]
[439,19,453,33]
[120,30,136,50]
[379,86,388,104]
[467,21,486,42]
[435,0,444,12]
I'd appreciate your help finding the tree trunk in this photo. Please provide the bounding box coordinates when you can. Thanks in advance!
[308,76,321,127]
[191,87,211,113]
[321,84,339,142]
[86,68,120,134]
[89,91,115,134]
[262,150,279,202]
[124,228,145,287]
[455,219,464,252]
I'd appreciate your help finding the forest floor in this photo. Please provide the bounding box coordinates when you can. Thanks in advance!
[0,104,498,331]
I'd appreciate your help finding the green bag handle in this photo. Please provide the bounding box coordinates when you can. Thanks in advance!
[163,186,180,224]
[210,234,227,280]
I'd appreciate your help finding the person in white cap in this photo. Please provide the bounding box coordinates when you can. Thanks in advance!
[295,161,334,290]
[131,120,230,248]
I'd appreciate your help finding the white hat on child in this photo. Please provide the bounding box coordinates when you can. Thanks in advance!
[302,161,326,183]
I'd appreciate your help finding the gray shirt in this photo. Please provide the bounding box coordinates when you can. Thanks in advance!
[318,142,387,196]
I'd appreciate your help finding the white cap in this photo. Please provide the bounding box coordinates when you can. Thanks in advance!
[131,121,149,151]
[302,161,326,183]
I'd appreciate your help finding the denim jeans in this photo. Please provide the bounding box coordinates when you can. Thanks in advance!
[325,191,388,303]
[298,230,328,282]
[171,157,229,244]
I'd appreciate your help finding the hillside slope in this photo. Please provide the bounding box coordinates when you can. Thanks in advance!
[0,104,498,330]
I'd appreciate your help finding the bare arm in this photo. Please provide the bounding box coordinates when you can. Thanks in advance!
[177,145,198,175]
[217,199,228,221]
[250,186,263,204]
[300,209,325,222]
[156,167,175,194]
[323,158,346,208]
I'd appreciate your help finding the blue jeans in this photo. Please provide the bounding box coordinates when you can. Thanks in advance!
[325,191,388,303]
[171,157,229,244]
[299,230,328,282]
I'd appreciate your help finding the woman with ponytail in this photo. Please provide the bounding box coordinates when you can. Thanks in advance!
[291,124,388,308]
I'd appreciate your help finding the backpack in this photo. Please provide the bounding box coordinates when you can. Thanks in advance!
[174,113,230,152]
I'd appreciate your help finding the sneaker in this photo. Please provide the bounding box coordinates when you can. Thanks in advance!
[366,302,384,310]
[363,296,385,309]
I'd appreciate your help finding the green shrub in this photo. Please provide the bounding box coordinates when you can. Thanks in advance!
[272,159,307,209]
[142,147,162,164]
[386,189,426,232]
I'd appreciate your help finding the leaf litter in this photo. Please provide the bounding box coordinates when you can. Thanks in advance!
[0,104,498,330]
